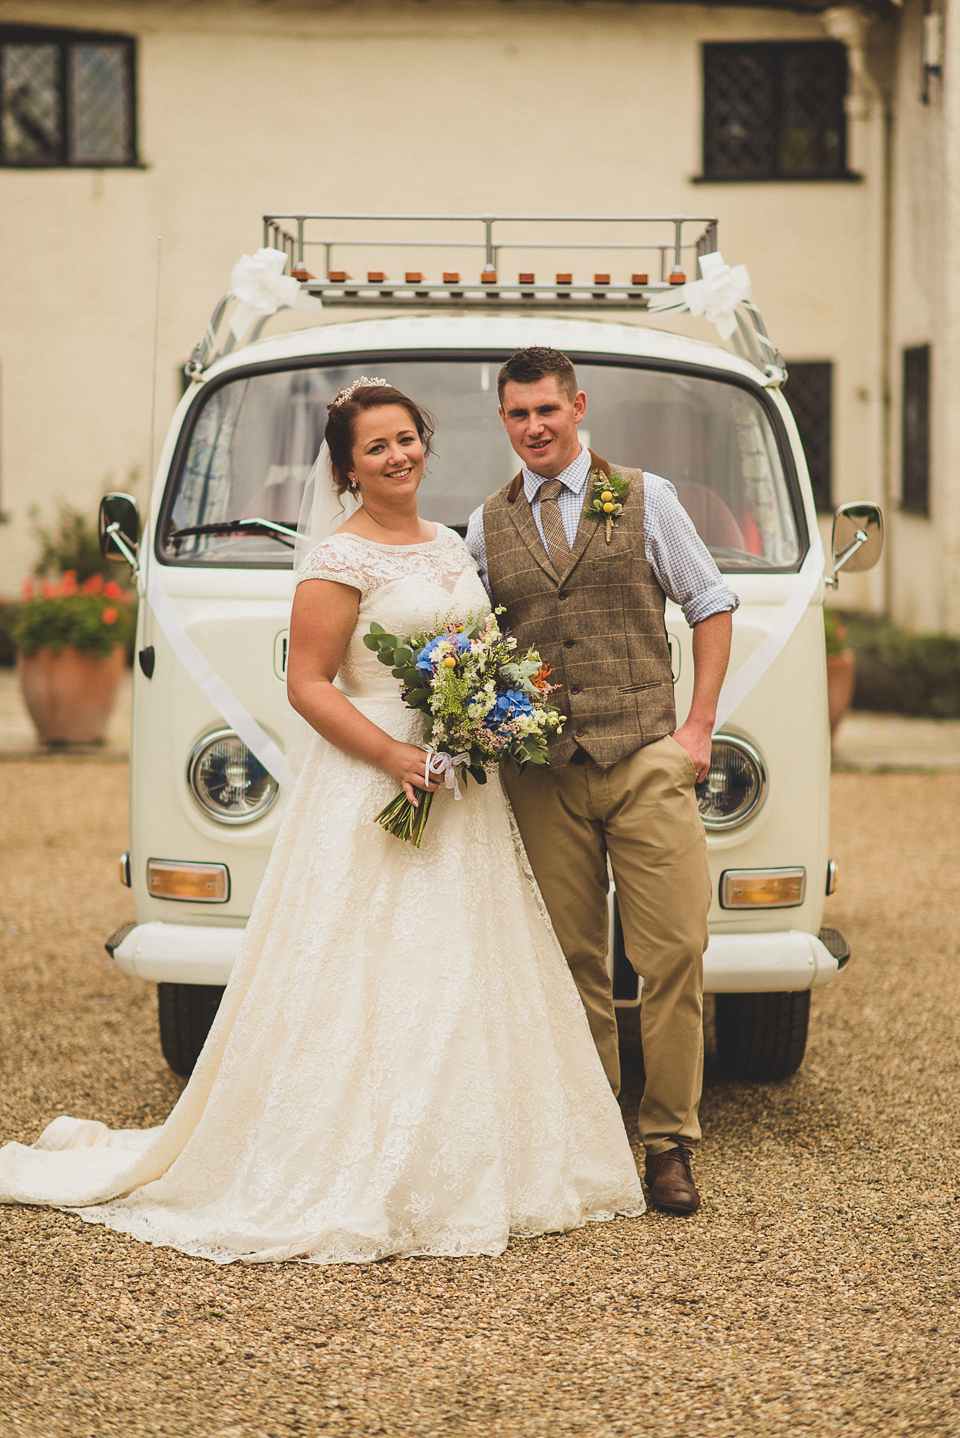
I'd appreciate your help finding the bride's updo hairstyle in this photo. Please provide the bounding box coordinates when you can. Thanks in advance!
[324,383,435,496]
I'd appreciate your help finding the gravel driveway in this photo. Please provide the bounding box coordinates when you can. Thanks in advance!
[0,760,957,1438]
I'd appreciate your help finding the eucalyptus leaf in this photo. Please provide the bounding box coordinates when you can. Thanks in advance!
[393,645,414,665]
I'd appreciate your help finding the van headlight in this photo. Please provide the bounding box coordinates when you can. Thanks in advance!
[188,728,280,825]
[696,735,766,831]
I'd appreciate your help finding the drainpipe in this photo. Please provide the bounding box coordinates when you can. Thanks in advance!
[822,6,895,619]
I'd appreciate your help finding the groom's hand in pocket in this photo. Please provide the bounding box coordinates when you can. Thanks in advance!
[672,720,713,785]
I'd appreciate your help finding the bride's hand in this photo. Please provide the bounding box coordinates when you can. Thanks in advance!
[386,742,443,805]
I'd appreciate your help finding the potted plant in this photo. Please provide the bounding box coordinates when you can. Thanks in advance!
[824,609,855,737]
[13,572,135,744]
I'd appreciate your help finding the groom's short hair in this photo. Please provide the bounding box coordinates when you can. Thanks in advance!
[497,347,578,404]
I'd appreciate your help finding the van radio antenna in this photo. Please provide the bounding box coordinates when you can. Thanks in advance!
[148,235,162,495]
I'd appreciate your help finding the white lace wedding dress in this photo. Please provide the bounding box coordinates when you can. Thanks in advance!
[0,525,643,1263]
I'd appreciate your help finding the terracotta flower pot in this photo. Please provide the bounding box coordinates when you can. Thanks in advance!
[16,645,126,745]
[826,648,856,737]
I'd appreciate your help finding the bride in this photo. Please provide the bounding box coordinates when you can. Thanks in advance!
[0,380,644,1264]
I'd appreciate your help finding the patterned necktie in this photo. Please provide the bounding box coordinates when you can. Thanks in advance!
[538,478,569,575]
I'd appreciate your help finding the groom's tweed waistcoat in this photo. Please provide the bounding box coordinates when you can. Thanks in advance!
[483,452,676,771]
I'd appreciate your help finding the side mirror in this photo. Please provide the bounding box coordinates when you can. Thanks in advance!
[99,493,141,573]
[827,501,883,587]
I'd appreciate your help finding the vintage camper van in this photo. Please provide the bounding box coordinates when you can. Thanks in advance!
[100,213,882,1080]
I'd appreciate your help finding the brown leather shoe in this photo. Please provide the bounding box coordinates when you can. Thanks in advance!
[644,1145,701,1214]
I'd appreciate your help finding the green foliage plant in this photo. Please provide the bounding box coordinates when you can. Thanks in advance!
[13,572,135,659]
[823,609,848,659]
[29,500,127,585]
[838,611,960,718]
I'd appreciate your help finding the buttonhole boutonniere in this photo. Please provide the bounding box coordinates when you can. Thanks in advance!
[585,468,629,543]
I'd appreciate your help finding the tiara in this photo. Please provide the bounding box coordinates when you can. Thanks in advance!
[332,376,390,406]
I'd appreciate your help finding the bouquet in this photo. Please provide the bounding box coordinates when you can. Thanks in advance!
[364,610,564,846]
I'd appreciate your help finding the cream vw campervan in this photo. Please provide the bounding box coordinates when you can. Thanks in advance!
[100,214,882,1079]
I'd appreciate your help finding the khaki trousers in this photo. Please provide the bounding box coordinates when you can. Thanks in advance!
[503,735,710,1156]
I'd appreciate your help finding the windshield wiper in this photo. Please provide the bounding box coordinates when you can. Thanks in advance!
[167,518,298,550]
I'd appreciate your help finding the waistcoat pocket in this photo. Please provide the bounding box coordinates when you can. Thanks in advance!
[618,679,667,694]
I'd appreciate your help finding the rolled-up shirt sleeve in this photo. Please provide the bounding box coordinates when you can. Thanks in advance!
[643,474,740,628]
[465,504,492,599]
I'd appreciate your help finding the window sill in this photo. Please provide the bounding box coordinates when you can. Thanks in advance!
[0,160,146,170]
[692,172,863,185]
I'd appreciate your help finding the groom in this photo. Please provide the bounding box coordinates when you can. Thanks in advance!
[466,347,738,1215]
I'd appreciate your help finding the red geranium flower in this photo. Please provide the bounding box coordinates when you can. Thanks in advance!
[102,607,118,625]
[103,580,122,599]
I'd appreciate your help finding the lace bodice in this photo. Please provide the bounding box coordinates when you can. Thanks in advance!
[296,526,490,699]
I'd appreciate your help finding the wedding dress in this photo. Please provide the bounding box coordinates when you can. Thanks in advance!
[0,525,643,1263]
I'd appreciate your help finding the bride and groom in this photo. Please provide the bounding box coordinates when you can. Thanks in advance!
[0,346,737,1262]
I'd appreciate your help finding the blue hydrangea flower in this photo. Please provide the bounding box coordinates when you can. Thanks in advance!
[416,632,472,677]
[486,689,534,729]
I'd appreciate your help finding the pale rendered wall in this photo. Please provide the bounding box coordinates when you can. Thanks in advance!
[0,0,883,597]
[886,0,948,633]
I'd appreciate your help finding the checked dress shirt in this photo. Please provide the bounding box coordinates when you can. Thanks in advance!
[465,444,739,627]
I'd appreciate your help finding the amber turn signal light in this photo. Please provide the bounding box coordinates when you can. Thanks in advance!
[147,860,230,903]
[719,869,806,909]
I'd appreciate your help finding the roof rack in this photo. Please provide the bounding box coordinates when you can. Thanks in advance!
[186,214,786,385]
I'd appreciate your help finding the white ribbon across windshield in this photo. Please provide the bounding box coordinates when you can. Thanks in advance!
[713,531,825,733]
[144,526,821,788]
[146,563,296,792]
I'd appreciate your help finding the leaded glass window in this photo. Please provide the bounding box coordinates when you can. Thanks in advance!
[784,361,833,512]
[703,43,848,181]
[902,346,931,516]
[0,26,135,167]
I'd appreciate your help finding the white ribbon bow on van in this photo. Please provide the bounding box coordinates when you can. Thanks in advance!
[648,251,751,342]
[228,247,322,339]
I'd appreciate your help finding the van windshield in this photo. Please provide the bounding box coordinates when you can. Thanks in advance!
[159,358,804,571]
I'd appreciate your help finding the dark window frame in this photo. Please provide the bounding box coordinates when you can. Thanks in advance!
[0,24,138,168]
[901,344,931,517]
[700,41,855,184]
[784,360,833,513]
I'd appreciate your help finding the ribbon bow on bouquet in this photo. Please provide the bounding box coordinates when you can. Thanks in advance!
[228,247,322,339]
[425,749,471,800]
[648,251,751,341]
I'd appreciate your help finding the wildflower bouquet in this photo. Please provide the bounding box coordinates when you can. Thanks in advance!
[13,572,135,659]
[364,610,564,846]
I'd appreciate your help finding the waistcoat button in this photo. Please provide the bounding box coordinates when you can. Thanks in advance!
[563,638,576,648]
[569,685,582,695]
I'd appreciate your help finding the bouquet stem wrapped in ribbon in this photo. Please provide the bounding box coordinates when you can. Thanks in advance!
[364,611,564,846]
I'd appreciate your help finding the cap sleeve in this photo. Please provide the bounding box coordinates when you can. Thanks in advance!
[295,536,368,596]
